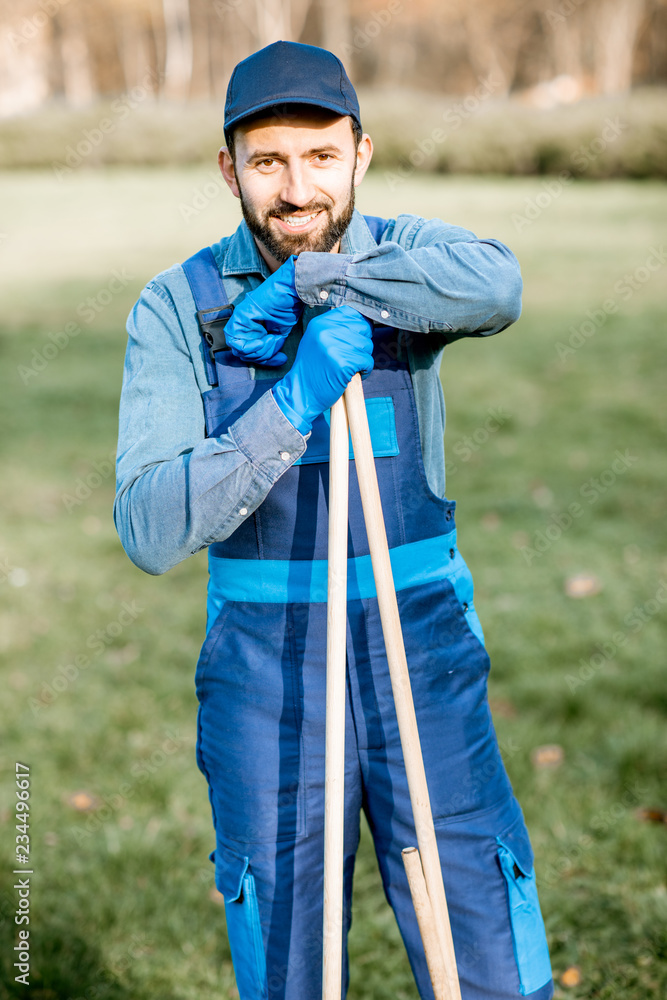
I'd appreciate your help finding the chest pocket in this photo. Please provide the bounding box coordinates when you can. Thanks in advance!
[294,396,399,466]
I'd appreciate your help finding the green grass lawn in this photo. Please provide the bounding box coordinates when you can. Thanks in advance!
[0,168,666,999]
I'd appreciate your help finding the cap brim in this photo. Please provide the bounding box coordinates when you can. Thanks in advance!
[225,97,360,138]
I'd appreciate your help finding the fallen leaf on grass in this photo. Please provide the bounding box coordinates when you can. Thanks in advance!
[489,697,517,719]
[636,807,667,825]
[65,790,100,812]
[564,573,601,598]
[560,966,582,987]
[531,744,564,769]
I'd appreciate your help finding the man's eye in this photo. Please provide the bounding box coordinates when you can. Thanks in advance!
[316,154,332,162]
[259,159,275,167]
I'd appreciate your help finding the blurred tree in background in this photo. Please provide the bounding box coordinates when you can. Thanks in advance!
[1,0,666,116]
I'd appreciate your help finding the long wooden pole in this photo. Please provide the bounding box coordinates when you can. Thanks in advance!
[402,847,449,998]
[322,396,350,1000]
[344,373,462,1000]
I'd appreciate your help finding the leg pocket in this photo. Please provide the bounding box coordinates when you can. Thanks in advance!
[496,817,553,996]
[215,844,268,1000]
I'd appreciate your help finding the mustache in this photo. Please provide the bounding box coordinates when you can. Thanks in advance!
[266,201,332,217]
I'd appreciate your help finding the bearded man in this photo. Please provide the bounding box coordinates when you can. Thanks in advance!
[114,40,553,1000]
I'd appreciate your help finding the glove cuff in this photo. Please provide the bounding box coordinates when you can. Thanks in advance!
[271,384,312,437]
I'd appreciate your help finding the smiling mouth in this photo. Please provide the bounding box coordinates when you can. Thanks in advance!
[272,210,324,232]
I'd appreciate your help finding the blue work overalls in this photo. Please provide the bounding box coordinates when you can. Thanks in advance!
[184,233,553,1000]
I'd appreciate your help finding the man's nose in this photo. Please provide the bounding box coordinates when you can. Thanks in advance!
[280,163,316,208]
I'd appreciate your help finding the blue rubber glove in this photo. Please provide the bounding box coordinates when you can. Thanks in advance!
[223,254,302,367]
[272,305,374,436]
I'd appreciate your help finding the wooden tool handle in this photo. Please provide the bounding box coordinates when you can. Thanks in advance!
[322,395,350,1000]
[344,373,461,1000]
[403,847,449,999]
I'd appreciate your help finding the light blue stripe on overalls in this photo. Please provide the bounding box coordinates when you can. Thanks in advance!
[206,531,486,647]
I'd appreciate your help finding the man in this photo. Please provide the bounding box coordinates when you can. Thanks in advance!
[115,40,553,1000]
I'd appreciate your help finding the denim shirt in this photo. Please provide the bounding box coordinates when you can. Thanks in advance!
[114,209,522,575]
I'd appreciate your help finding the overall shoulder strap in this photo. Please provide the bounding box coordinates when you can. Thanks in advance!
[182,246,233,387]
[363,214,390,244]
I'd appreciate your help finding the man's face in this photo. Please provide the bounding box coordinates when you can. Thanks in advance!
[219,110,372,270]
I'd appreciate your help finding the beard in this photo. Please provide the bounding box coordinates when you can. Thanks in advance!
[238,178,356,264]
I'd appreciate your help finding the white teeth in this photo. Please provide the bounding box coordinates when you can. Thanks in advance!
[281,213,317,227]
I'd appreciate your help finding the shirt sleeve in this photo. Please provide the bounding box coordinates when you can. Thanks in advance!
[113,281,307,576]
[294,214,523,342]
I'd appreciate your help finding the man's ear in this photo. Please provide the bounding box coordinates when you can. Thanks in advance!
[354,133,373,188]
[218,147,240,198]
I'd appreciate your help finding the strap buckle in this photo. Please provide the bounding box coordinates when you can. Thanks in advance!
[197,304,234,360]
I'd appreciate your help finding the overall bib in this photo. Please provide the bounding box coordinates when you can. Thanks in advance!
[186,246,553,1000]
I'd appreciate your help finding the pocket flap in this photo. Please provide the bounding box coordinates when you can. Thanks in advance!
[294,396,399,465]
[496,820,552,996]
[496,819,534,877]
[209,844,249,902]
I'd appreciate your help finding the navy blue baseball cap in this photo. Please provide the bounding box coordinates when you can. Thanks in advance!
[224,40,361,144]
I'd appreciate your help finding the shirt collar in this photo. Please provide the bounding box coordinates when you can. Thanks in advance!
[220,219,270,278]
[219,207,379,278]
[341,209,380,254]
